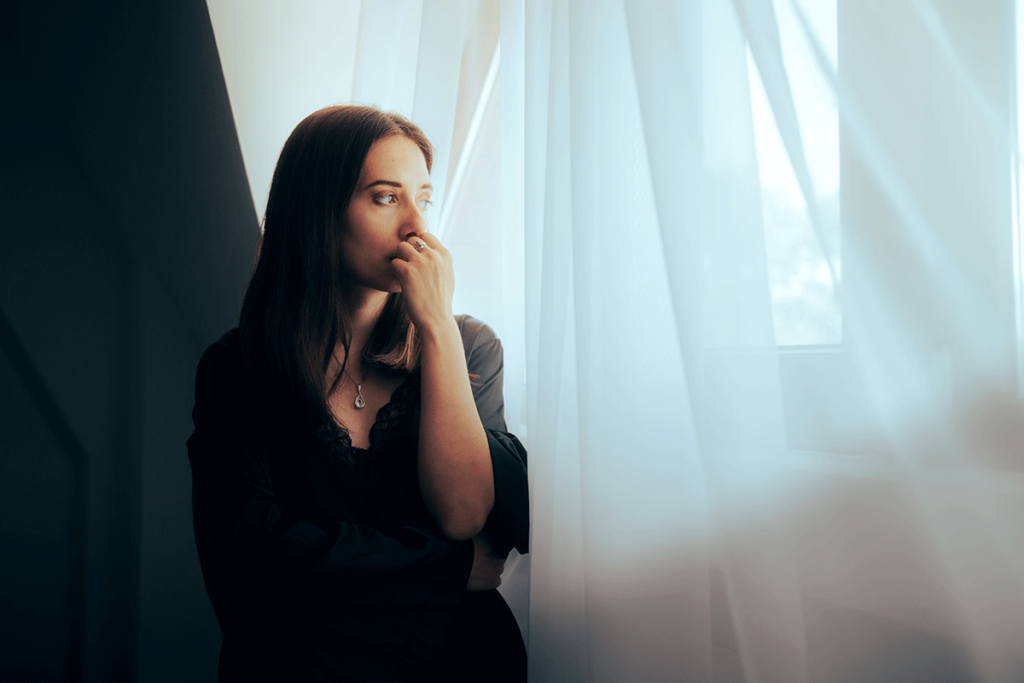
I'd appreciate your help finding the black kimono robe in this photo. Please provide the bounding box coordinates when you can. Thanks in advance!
[187,315,529,682]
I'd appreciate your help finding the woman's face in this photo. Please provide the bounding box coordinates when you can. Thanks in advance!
[340,134,433,293]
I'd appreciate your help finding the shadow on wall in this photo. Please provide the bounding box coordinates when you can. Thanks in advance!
[0,1,257,680]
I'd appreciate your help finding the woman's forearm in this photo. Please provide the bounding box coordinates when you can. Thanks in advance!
[417,318,494,540]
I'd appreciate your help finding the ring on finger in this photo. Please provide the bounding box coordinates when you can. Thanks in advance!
[412,238,426,252]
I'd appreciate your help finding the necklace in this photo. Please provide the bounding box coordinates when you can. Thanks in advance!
[343,366,368,409]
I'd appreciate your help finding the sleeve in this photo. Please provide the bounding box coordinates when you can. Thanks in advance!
[457,316,530,557]
[186,334,475,646]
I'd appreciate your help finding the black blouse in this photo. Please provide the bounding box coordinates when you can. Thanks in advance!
[187,315,529,682]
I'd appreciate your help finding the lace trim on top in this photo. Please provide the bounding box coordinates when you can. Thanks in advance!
[316,369,421,466]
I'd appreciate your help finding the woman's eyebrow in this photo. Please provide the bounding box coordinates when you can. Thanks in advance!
[364,179,433,191]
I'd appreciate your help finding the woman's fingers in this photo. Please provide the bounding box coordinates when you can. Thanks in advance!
[417,232,451,260]
[466,532,505,591]
[393,234,438,261]
[416,231,442,250]
[391,232,455,331]
[394,240,422,261]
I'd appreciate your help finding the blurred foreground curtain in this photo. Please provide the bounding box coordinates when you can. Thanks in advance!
[506,0,1024,682]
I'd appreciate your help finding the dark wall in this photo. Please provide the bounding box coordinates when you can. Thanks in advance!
[0,1,258,680]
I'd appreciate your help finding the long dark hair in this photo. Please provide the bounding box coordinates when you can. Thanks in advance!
[238,105,433,428]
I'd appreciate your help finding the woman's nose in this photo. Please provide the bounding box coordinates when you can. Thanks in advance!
[402,202,428,238]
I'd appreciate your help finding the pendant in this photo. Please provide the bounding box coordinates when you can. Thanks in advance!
[354,383,366,409]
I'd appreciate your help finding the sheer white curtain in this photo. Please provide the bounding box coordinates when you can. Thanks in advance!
[210,0,1024,680]
[506,0,1024,682]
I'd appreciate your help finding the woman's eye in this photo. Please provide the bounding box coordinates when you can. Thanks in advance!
[374,193,398,206]
[418,198,433,211]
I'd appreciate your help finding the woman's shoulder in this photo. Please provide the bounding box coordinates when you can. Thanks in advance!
[204,327,242,357]
[195,327,244,376]
[453,315,503,384]
[188,329,261,456]
[194,328,249,397]
[453,314,501,355]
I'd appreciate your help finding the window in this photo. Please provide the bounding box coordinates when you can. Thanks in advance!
[748,0,841,346]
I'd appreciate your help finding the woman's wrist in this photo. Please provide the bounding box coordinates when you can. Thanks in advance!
[415,314,460,349]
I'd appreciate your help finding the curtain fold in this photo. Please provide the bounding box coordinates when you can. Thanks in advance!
[515,0,1024,682]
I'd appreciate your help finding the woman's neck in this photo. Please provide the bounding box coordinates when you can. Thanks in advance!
[339,287,390,363]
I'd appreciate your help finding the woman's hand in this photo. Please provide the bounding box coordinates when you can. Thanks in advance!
[466,532,505,591]
[402,231,493,541]
[391,232,454,334]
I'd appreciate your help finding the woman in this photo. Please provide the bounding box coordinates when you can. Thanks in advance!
[187,105,529,682]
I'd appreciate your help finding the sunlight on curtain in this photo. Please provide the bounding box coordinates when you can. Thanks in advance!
[207,0,481,222]
[747,0,840,346]
[514,0,1024,681]
[206,0,362,218]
